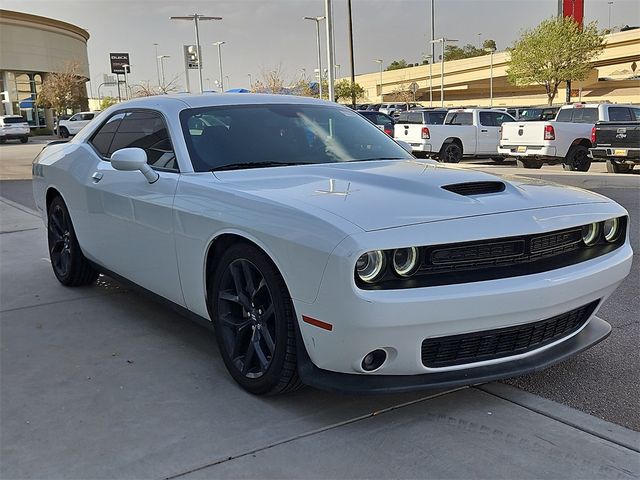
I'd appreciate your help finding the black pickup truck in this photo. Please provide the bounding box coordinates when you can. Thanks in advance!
[590,121,640,173]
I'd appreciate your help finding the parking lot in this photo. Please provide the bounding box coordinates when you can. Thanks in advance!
[1,141,639,478]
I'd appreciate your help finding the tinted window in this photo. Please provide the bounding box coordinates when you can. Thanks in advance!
[479,112,495,126]
[407,112,423,124]
[579,108,598,123]
[108,111,177,170]
[541,109,558,121]
[608,107,632,122]
[2,117,27,124]
[374,114,393,127]
[446,112,473,125]
[555,109,573,122]
[181,104,412,172]
[396,112,409,123]
[494,112,514,125]
[69,114,80,121]
[90,112,126,156]
[425,112,446,124]
[632,108,640,121]
[81,113,95,121]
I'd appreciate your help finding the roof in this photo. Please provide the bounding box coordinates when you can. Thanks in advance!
[0,9,90,41]
[115,93,340,109]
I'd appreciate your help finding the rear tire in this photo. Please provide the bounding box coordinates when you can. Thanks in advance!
[491,157,505,164]
[209,243,302,395]
[0,138,6,144]
[516,158,543,169]
[606,159,631,174]
[439,142,462,163]
[59,127,69,139]
[20,137,28,144]
[562,145,591,172]
[47,196,98,286]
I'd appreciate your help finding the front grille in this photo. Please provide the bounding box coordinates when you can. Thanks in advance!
[442,181,506,196]
[421,301,599,368]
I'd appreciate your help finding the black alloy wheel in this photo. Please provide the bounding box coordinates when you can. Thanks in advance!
[440,142,462,163]
[47,196,98,286]
[59,127,69,138]
[210,243,301,395]
[562,145,591,172]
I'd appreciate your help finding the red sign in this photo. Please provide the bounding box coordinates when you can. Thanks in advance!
[563,0,584,27]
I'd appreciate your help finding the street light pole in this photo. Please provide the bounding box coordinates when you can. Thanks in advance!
[374,59,383,102]
[607,1,614,31]
[247,73,252,89]
[212,41,226,91]
[157,55,170,87]
[484,47,495,107]
[123,64,131,100]
[170,14,222,94]
[431,38,458,107]
[424,54,433,107]
[153,43,161,86]
[324,0,336,102]
[304,16,325,100]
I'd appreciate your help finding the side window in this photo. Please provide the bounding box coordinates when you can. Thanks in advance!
[494,113,514,125]
[608,107,632,122]
[375,114,392,126]
[396,112,409,123]
[108,110,178,171]
[446,112,473,125]
[632,108,640,121]
[479,112,495,127]
[426,111,446,124]
[69,114,80,122]
[581,108,598,123]
[408,112,422,124]
[81,113,95,121]
[555,109,573,122]
[89,112,126,157]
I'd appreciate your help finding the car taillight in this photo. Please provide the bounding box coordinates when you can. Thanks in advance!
[421,127,430,139]
[544,124,555,140]
[384,127,393,136]
[591,126,596,144]
[499,126,503,140]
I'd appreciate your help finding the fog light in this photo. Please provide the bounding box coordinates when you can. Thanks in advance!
[603,218,620,243]
[361,349,387,371]
[582,223,599,246]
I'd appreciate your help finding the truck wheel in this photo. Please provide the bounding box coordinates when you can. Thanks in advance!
[606,160,631,174]
[562,146,591,172]
[491,157,505,164]
[439,143,462,163]
[516,158,542,169]
[20,136,28,144]
[59,127,69,139]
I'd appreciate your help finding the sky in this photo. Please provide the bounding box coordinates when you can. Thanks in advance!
[2,0,639,97]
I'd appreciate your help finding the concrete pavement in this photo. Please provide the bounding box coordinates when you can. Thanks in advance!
[1,198,639,479]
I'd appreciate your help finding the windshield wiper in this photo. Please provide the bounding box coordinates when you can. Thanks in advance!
[210,161,312,172]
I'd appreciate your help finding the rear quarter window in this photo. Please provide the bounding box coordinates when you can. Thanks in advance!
[608,107,632,122]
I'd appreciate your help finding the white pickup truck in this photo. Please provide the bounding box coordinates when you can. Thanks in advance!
[497,103,638,171]
[394,108,515,163]
[57,111,100,138]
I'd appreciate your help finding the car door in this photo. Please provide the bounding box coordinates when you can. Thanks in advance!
[478,112,513,155]
[81,109,184,305]
[66,114,83,134]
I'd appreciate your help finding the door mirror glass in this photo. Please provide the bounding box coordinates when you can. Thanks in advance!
[111,147,159,183]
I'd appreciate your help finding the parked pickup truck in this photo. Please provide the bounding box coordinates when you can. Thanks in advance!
[590,121,640,174]
[498,103,639,171]
[394,108,515,163]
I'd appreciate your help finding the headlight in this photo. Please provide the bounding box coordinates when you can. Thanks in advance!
[603,218,620,243]
[582,223,599,246]
[356,250,386,283]
[392,247,419,277]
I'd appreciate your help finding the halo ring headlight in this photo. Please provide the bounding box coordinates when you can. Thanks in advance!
[603,218,620,243]
[582,223,599,246]
[392,247,419,277]
[356,250,385,283]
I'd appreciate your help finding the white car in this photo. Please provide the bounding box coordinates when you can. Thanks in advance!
[0,115,30,143]
[395,108,515,162]
[57,111,100,138]
[32,94,632,395]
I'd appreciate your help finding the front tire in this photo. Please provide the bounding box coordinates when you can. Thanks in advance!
[59,127,69,139]
[562,145,591,172]
[47,196,98,286]
[439,142,462,163]
[20,136,28,143]
[209,243,302,395]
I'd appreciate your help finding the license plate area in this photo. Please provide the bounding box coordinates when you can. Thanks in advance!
[517,146,527,153]
[613,149,627,156]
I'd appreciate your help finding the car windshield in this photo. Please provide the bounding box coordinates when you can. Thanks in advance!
[519,109,543,121]
[2,117,27,124]
[180,104,412,172]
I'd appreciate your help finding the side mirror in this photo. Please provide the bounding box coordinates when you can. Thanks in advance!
[396,140,413,154]
[111,147,159,183]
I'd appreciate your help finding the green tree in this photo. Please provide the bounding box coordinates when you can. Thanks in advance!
[507,17,605,105]
[483,39,497,51]
[334,79,365,103]
[98,96,118,110]
[386,59,408,71]
[444,44,486,61]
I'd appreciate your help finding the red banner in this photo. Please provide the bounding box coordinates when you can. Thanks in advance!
[563,0,584,27]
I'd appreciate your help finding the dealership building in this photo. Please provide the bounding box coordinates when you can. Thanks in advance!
[0,9,90,130]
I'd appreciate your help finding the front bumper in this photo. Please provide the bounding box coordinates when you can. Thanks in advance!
[297,316,611,394]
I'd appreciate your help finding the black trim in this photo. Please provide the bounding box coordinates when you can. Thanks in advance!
[295,316,611,395]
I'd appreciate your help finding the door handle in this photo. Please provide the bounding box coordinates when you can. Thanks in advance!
[481,129,488,133]
[91,172,103,183]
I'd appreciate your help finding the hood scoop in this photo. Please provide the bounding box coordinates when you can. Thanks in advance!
[442,181,506,196]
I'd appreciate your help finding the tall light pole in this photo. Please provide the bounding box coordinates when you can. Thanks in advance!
[431,38,458,107]
[247,73,252,89]
[424,54,433,107]
[170,14,222,94]
[123,64,131,100]
[324,0,336,102]
[157,55,170,87]
[212,41,225,91]
[153,43,161,86]
[484,47,496,107]
[304,16,325,100]
[374,59,383,101]
[607,1,614,31]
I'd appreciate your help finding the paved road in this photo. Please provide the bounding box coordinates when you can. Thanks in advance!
[0,142,638,430]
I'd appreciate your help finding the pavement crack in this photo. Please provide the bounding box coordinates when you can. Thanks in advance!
[0,227,40,234]
[162,386,468,480]
[0,290,126,314]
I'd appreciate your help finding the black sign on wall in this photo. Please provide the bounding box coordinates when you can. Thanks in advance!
[110,53,131,75]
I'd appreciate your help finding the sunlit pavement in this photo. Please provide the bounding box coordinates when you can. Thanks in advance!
[1,192,639,478]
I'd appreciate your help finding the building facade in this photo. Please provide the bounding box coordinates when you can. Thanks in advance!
[0,9,90,129]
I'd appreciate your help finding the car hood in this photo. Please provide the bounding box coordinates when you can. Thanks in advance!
[214,160,610,231]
